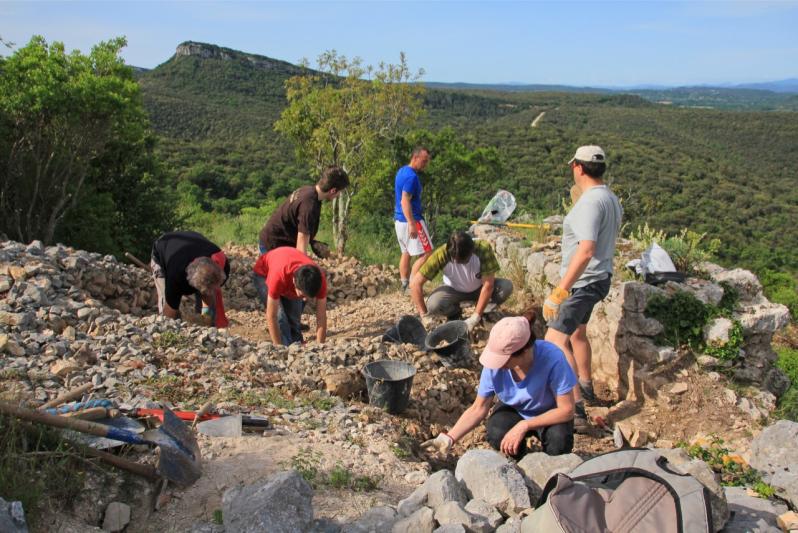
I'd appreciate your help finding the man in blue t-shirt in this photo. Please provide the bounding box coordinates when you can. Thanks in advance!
[394,146,433,291]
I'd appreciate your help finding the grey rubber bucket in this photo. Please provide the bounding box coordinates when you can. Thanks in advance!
[382,315,426,348]
[361,360,417,414]
[425,320,469,357]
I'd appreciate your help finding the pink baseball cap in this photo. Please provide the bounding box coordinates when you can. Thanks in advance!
[479,316,531,369]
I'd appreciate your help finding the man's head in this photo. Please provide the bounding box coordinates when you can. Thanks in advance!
[568,145,607,180]
[317,166,350,199]
[409,146,430,171]
[447,230,475,264]
[294,264,323,298]
[186,257,226,299]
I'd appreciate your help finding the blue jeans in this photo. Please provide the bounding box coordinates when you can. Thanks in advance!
[252,273,304,345]
[278,297,305,346]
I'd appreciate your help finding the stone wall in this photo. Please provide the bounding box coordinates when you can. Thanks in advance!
[472,224,791,403]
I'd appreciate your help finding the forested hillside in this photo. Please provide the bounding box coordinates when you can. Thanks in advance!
[137,42,798,276]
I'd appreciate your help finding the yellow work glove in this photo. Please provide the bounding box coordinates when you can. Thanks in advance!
[543,286,570,322]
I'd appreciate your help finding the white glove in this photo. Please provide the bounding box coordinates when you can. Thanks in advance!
[464,314,481,331]
[420,433,454,453]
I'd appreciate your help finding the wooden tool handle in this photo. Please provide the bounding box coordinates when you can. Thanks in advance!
[63,407,109,420]
[82,447,160,481]
[124,252,150,270]
[39,383,93,410]
[0,401,146,444]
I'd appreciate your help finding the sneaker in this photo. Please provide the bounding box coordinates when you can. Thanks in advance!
[579,381,596,404]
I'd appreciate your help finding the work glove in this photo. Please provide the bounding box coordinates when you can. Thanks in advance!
[420,433,454,454]
[420,314,436,330]
[464,313,481,332]
[543,286,570,322]
[310,240,331,259]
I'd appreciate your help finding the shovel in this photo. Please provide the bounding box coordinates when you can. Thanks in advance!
[0,401,201,487]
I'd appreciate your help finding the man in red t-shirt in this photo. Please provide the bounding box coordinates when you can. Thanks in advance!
[253,247,328,345]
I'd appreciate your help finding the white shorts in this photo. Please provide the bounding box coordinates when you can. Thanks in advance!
[395,219,433,256]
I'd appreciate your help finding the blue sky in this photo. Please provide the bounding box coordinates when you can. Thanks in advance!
[2,1,797,86]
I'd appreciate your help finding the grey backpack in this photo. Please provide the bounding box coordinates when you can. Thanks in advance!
[522,449,713,533]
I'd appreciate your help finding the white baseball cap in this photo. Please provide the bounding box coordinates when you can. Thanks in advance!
[568,145,606,165]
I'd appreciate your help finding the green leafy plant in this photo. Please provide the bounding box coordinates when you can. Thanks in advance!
[212,509,223,525]
[775,347,798,421]
[704,320,744,361]
[677,435,774,495]
[646,291,710,347]
[328,464,353,489]
[153,331,190,349]
[291,447,322,486]
[629,224,720,275]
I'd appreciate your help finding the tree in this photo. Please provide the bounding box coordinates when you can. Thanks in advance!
[0,36,148,245]
[275,51,425,253]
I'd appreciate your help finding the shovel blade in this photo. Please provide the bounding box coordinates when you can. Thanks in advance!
[143,406,202,487]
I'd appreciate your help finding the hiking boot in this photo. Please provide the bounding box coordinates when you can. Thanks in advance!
[579,381,597,404]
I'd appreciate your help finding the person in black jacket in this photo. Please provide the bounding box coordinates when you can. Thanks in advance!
[150,231,230,328]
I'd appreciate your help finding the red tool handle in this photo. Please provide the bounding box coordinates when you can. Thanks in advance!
[134,408,220,422]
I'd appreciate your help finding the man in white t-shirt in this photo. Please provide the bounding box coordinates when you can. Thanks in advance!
[543,145,622,431]
[410,230,513,331]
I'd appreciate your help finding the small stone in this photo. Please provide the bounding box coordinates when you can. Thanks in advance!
[629,429,648,448]
[670,382,688,395]
[778,511,798,531]
[102,501,131,532]
[50,359,80,377]
[391,506,434,533]
[404,471,428,485]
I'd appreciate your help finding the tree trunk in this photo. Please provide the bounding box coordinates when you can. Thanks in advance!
[332,190,352,255]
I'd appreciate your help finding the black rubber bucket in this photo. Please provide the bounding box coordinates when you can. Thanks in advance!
[382,315,426,348]
[361,360,417,414]
[425,320,469,357]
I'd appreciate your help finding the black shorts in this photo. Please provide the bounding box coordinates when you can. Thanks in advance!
[547,276,611,335]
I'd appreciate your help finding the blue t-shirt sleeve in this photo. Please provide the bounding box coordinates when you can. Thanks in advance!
[477,368,496,398]
[400,170,419,195]
[549,355,578,397]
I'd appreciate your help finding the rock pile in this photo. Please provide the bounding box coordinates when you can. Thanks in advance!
[341,447,731,532]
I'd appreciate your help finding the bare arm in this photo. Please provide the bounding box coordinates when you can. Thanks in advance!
[473,274,495,316]
[410,271,428,315]
[401,192,418,238]
[500,391,575,456]
[315,297,327,343]
[296,232,310,254]
[266,295,282,345]
[447,395,494,442]
[558,240,595,291]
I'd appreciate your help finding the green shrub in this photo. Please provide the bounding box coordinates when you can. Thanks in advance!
[629,224,721,275]
[776,347,798,383]
[761,270,798,319]
[646,291,709,347]
[776,347,798,421]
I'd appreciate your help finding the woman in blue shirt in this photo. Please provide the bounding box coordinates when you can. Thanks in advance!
[422,312,577,459]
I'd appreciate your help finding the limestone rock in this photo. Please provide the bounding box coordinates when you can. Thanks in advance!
[517,452,583,497]
[434,501,490,533]
[723,486,787,533]
[0,497,28,533]
[345,506,397,533]
[464,499,504,530]
[704,317,733,345]
[777,511,798,532]
[324,368,366,399]
[425,469,467,509]
[222,470,313,533]
[102,502,130,532]
[495,516,521,533]
[433,525,466,533]
[397,485,427,517]
[391,506,434,533]
[455,450,531,515]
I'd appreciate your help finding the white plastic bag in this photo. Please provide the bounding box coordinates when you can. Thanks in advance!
[639,242,677,275]
[478,190,516,224]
